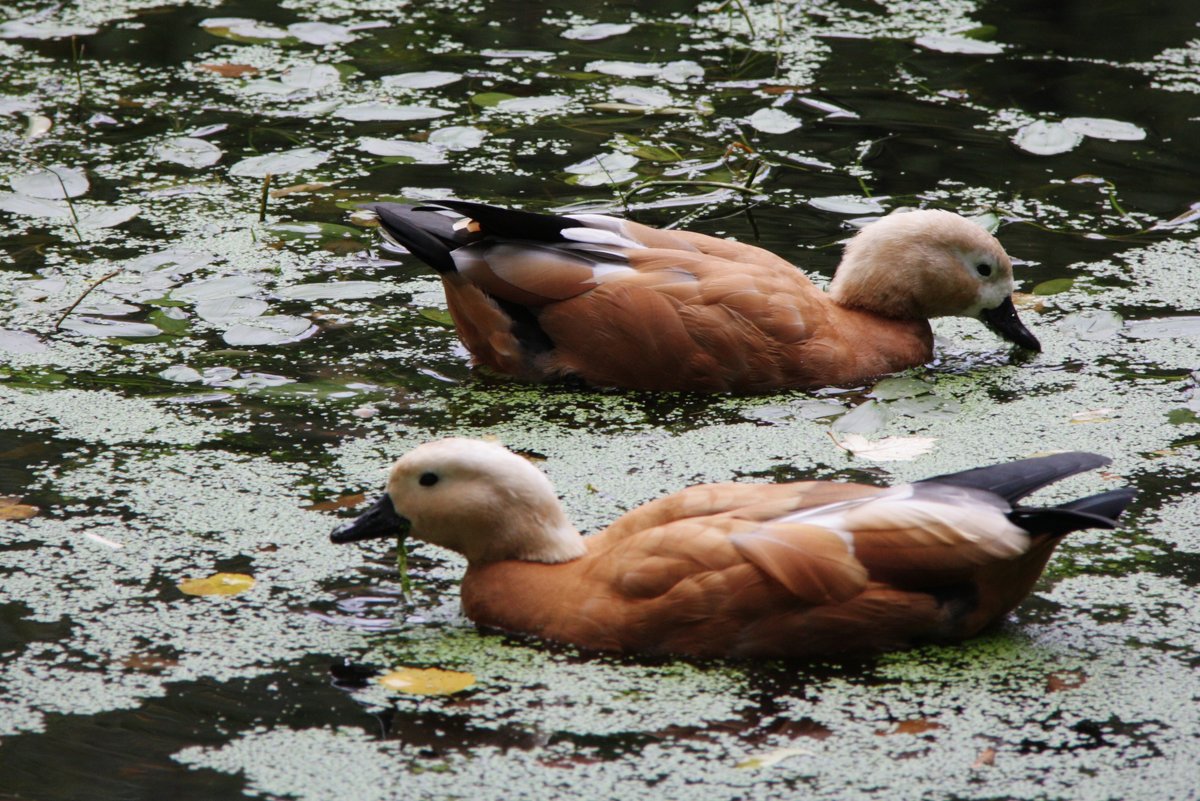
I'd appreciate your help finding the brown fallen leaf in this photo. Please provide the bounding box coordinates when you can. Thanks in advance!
[0,497,39,521]
[1046,670,1087,693]
[305,493,366,512]
[199,63,260,78]
[877,719,943,736]
[1012,291,1046,312]
[270,181,338,198]
[972,747,997,768]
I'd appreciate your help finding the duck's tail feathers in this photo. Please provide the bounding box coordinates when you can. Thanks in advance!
[916,452,1111,504]
[370,201,577,274]
[370,203,466,273]
[1008,488,1136,538]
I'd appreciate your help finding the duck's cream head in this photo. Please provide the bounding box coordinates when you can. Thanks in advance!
[828,209,1040,351]
[330,438,586,565]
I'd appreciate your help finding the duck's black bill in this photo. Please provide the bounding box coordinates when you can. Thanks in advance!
[982,296,1041,352]
[330,495,410,544]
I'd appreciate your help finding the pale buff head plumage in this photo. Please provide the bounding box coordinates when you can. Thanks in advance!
[384,438,585,565]
[829,210,1014,321]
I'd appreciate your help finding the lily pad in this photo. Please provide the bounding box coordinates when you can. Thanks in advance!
[809,195,886,215]
[1060,309,1123,341]
[563,152,638,186]
[1124,316,1200,340]
[276,282,390,301]
[0,20,98,39]
[76,205,141,231]
[0,192,69,217]
[561,23,633,41]
[199,17,288,41]
[11,166,88,199]
[0,329,48,354]
[230,148,329,178]
[1062,117,1147,142]
[195,298,269,325]
[287,22,354,45]
[222,315,316,346]
[831,400,890,435]
[915,34,1004,54]
[747,107,802,134]
[836,433,937,462]
[153,137,223,168]
[1032,277,1075,295]
[357,138,446,163]
[333,103,450,122]
[428,125,487,151]
[377,667,476,696]
[1012,121,1082,156]
[59,317,162,338]
[382,71,462,89]
[280,64,341,92]
[174,276,261,302]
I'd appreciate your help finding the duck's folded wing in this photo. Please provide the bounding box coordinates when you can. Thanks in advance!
[778,484,1031,587]
[728,522,868,605]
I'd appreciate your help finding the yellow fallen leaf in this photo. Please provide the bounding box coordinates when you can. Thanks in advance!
[736,747,812,769]
[0,497,39,521]
[378,667,476,696]
[833,433,936,462]
[177,572,256,596]
[1070,408,1117,424]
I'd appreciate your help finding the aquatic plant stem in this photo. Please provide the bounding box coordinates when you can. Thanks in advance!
[54,270,121,330]
[21,156,82,241]
[258,173,272,222]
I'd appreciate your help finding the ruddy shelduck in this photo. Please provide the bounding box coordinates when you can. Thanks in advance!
[369,200,1041,392]
[331,440,1132,660]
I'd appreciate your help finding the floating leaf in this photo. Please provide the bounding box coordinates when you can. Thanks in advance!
[564,152,638,186]
[160,365,203,383]
[1070,408,1117,424]
[333,103,450,122]
[1059,309,1122,340]
[357,138,446,163]
[878,719,944,736]
[1062,117,1146,142]
[377,667,476,695]
[1046,670,1088,692]
[199,17,288,41]
[177,572,256,596]
[1012,121,1082,156]
[153,137,223,168]
[831,400,890,435]
[0,329,48,353]
[174,275,261,301]
[869,377,933,400]
[76,205,141,230]
[287,22,354,45]
[809,195,885,215]
[59,317,162,338]
[470,92,517,108]
[195,297,269,324]
[561,23,633,41]
[0,497,39,521]
[747,107,802,134]
[418,307,455,326]
[0,192,69,217]
[736,747,812,769]
[972,748,997,768]
[915,34,1003,55]
[222,315,316,346]
[11,166,88,199]
[1124,316,1200,340]
[494,95,571,114]
[428,125,487,151]
[0,20,98,39]
[198,63,259,78]
[229,148,329,178]
[1032,277,1075,295]
[835,433,937,461]
[277,281,390,301]
[585,60,703,82]
[280,64,341,92]
[382,71,462,89]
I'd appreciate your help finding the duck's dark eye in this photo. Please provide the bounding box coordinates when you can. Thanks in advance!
[976,263,993,277]
[418,472,439,487]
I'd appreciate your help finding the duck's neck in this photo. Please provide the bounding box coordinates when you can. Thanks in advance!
[463,503,587,565]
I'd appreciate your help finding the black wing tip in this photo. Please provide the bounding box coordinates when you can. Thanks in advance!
[1009,487,1136,538]
[918,451,1112,504]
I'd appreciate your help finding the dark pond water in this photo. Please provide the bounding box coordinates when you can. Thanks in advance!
[1,1,1199,799]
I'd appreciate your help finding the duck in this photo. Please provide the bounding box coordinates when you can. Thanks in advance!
[367,200,1041,392]
[330,440,1132,660]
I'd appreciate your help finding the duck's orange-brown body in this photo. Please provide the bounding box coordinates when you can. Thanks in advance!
[370,201,1040,392]
[332,442,1133,661]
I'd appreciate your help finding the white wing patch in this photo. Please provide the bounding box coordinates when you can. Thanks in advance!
[561,225,645,250]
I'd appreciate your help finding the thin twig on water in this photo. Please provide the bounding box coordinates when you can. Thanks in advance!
[54,270,120,330]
